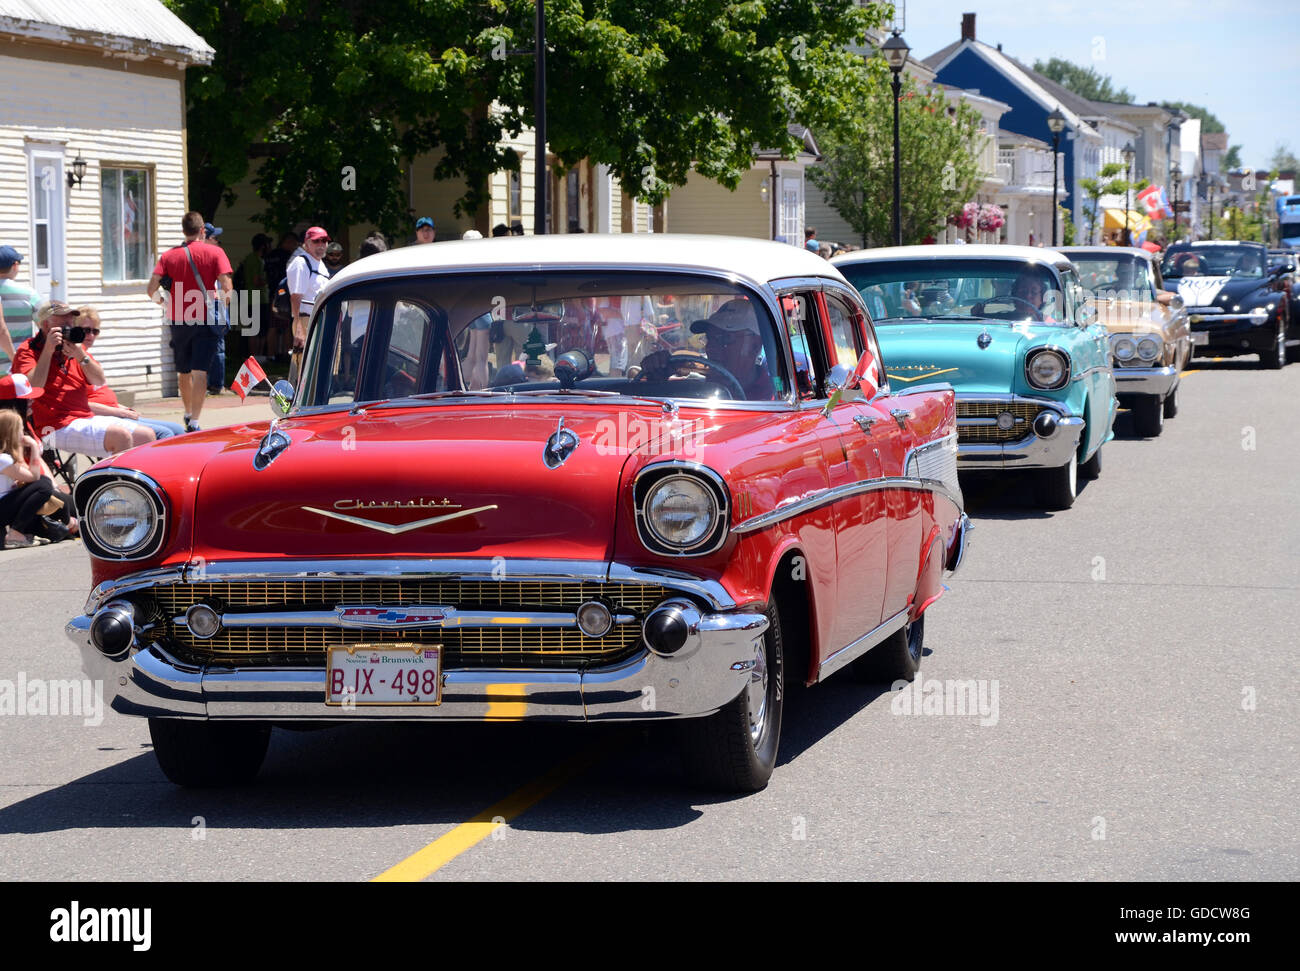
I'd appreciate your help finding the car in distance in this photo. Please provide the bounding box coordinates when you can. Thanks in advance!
[67,235,971,793]
[833,245,1117,510]
[1162,240,1296,368]
[1060,246,1192,437]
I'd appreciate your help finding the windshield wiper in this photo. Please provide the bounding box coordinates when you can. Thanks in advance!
[354,388,512,413]
[513,387,679,412]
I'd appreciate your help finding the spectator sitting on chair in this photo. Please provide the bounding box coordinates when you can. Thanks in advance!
[77,307,185,439]
[11,301,154,458]
[0,394,77,547]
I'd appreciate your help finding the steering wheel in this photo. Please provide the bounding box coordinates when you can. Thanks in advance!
[982,296,1045,322]
[633,351,748,400]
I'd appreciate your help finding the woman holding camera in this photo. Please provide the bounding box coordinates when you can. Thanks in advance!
[10,301,154,458]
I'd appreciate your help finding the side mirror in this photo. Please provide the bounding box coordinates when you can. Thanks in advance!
[554,349,593,388]
[270,380,294,418]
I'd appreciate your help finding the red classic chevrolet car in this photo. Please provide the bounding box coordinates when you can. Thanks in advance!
[67,235,970,792]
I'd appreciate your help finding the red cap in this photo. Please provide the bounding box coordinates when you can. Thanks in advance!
[304,226,330,242]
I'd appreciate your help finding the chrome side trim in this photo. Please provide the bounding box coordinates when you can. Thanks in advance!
[816,608,910,681]
[731,476,963,535]
[888,381,957,398]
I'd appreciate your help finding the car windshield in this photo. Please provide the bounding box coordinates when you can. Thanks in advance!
[1162,245,1265,279]
[1070,255,1157,300]
[837,258,1066,324]
[297,271,789,407]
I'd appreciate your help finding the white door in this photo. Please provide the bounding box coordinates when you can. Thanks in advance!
[28,148,66,302]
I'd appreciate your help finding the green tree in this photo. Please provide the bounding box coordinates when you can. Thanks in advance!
[1033,57,1133,103]
[808,73,984,247]
[1059,204,1076,245]
[1160,101,1225,134]
[1079,162,1148,244]
[166,0,884,236]
[1223,145,1243,170]
[1269,144,1300,174]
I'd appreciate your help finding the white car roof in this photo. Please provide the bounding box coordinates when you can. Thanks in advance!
[321,233,845,299]
[832,243,1071,266]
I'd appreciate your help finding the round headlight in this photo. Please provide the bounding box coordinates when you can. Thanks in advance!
[1137,337,1161,361]
[1250,307,1268,324]
[1113,337,1137,361]
[87,481,158,555]
[1026,349,1068,390]
[644,475,718,549]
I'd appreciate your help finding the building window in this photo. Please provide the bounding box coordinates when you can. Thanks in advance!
[102,167,152,281]
[508,170,522,222]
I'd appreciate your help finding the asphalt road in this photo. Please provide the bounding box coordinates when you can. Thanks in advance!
[1,360,1296,881]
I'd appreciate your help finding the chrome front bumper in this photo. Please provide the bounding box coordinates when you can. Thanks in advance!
[957,416,1084,471]
[1113,365,1178,397]
[65,610,768,723]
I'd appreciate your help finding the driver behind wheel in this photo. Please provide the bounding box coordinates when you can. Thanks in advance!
[638,298,776,400]
[1010,270,1060,322]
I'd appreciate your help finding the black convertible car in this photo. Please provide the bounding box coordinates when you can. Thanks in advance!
[1162,241,1296,368]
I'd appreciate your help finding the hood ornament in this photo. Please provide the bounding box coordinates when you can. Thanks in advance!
[977,328,992,349]
[543,416,580,469]
[253,420,291,470]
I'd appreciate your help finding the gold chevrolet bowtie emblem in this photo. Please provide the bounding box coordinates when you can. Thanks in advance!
[302,504,499,534]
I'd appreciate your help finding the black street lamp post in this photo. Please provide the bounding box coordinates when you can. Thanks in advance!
[883,31,910,246]
[1171,162,1181,237]
[534,0,547,235]
[1122,142,1136,247]
[1047,107,1066,247]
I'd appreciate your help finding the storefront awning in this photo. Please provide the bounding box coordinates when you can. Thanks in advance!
[1103,208,1151,233]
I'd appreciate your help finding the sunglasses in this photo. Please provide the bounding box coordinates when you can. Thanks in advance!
[82,328,102,336]
[706,327,749,347]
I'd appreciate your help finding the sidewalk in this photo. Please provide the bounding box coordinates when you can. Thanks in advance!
[133,387,274,430]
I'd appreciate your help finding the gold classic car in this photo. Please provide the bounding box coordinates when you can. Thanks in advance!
[1061,246,1192,437]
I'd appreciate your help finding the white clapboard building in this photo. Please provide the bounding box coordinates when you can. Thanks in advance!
[0,0,212,397]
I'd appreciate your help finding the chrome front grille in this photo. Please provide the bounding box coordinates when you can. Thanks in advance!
[956,400,1045,443]
[150,579,666,668]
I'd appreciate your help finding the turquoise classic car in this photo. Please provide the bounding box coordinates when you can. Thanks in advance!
[832,245,1117,510]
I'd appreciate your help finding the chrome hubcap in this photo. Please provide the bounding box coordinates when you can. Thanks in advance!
[747,639,768,744]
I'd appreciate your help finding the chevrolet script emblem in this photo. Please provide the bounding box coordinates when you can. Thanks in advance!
[302,503,498,534]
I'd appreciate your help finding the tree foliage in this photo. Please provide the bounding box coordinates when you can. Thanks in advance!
[166,0,884,236]
[1079,161,1147,244]
[1268,144,1300,174]
[1033,57,1132,104]
[808,73,984,247]
[1161,101,1225,134]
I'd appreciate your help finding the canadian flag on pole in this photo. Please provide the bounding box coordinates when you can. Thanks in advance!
[231,356,268,400]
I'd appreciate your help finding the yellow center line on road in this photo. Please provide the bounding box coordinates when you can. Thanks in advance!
[371,739,618,882]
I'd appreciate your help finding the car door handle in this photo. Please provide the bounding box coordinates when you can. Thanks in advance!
[853,415,877,434]
[889,408,912,429]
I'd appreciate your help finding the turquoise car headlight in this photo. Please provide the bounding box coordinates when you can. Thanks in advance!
[1025,348,1069,391]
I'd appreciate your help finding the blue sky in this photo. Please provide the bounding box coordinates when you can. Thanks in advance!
[897,0,1299,168]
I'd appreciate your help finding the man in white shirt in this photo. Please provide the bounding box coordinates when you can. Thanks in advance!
[287,226,332,382]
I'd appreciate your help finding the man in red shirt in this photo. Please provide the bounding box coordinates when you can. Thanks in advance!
[147,210,233,431]
[13,302,155,457]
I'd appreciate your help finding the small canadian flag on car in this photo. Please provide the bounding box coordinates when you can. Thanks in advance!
[231,356,268,401]
[858,350,881,399]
